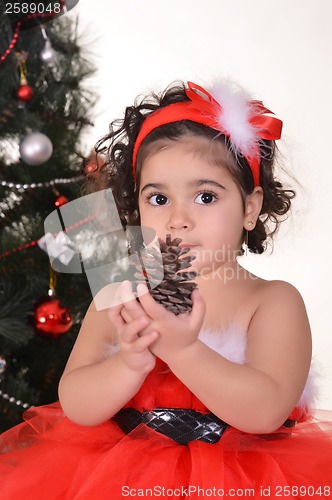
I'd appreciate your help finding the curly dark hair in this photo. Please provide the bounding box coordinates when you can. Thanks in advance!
[83,81,295,254]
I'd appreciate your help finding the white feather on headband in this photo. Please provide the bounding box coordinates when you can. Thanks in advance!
[207,79,263,158]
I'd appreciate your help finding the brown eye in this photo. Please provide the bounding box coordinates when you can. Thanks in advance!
[195,192,218,204]
[149,194,169,206]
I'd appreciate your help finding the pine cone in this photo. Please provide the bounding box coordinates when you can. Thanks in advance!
[134,234,198,315]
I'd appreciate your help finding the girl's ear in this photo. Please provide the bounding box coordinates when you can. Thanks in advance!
[243,187,263,230]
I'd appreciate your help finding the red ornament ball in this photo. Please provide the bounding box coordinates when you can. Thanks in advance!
[34,297,73,337]
[83,159,98,174]
[82,153,105,179]
[17,84,34,102]
[54,195,69,207]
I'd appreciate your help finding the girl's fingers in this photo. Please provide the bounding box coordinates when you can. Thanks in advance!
[119,280,135,303]
[137,283,168,320]
[133,331,159,353]
[120,281,147,321]
[110,280,147,324]
[188,288,206,328]
[108,282,127,316]
[120,307,133,323]
[190,288,205,315]
[108,305,125,329]
[112,281,128,308]
[121,315,149,344]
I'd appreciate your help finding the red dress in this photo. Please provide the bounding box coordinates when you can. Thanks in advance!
[1,329,332,499]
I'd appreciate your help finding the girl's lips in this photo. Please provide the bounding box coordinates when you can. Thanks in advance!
[178,244,198,249]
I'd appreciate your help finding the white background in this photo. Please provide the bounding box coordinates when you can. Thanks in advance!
[68,0,332,409]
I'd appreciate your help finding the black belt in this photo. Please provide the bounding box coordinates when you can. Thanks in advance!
[112,408,298,446]
[112,408,229,445]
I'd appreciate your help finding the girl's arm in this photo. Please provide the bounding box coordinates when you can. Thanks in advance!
[58,284,158,426]
[136,281,312,434]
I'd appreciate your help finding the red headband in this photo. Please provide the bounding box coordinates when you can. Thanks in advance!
[132,81,283,186]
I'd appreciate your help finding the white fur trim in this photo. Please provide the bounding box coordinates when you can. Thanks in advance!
[199,324,247,364]
[297,360,320,410]
[207,79,261,157]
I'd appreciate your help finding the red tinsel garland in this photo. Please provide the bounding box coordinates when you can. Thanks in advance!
[0,216,92,260]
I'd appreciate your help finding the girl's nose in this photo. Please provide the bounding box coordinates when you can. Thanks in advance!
[167,204,193,231]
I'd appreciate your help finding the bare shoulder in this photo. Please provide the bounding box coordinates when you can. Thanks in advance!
[247,278,311,338]
[255,278,306,302]
[246,278,312,356]
[252,279,308,315]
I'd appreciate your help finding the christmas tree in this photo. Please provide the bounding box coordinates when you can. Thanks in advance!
[0,5,97,432]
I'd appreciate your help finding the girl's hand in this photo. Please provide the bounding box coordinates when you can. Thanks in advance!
[108,282,158,374]
[136,284,206,365]
[115,280,148,324]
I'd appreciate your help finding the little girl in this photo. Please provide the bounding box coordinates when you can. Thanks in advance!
[1,79,332,499]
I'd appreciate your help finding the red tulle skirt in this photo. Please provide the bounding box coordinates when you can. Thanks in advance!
[1,403,332,499]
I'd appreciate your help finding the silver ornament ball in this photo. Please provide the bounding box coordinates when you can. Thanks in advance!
[40,39,57,64]
[20,132,53,165]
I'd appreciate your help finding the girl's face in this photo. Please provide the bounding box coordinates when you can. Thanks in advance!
[137,140,261,277]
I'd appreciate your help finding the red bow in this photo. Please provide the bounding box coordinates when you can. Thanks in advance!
[132,81,282,187]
